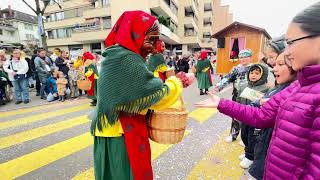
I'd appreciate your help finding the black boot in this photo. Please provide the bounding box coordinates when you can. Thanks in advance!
[61,96,65,102]
[200,89,204,95]
[90,100,97,106]
[204,89,209,95]
[58,96,62,101]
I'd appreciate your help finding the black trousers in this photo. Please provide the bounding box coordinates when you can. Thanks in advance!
[241,123,260,160]
[230,119,241,140]
[230,94,241,140]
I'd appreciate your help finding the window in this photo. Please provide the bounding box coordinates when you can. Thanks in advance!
[47,30,54,39]
[203,32,211,39]
[230,37,245,59]
[170,1,178,14]
[170,20,178,33]
[151,10,158,17]
[25,34,35,40]
[55,12,64,21]
[184,27,197,36]
[101,0,110,7]
[76,8,84,17]
[66,28,72,38]
[91,43,102,54]
[48,28,72,39]
[102,16,111,29]
[50,13,56,21]
[24,24,33,30]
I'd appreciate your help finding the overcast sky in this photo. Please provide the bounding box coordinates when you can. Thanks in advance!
[1,0,319,37]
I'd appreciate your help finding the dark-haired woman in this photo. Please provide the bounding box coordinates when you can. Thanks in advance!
[196,2,320,179]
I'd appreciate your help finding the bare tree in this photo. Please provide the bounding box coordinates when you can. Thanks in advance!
[21,0,61,49]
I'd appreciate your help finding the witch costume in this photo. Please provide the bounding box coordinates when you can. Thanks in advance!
[147,40,168,82]
[195,51,213,95]
[91,11,182,180]
[83,52,99,105]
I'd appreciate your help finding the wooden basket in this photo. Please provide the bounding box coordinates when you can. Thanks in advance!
[147,96,188,144]
[77,78,91,91]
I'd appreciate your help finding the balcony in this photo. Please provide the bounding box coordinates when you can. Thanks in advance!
[72,29,111,43]
[203,25,212,33]
[184,3,198,18]
[47,37,78,47]
[83,6,111,19]
[73,24,102,33]
[159,24,180,44]
[45,17,84,29]
[184,16,199,32]
[150,0,178,23]
[0,23,17,31]
[204,11,213,19]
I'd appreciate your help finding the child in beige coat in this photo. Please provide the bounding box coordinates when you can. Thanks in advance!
[56,71,68,102]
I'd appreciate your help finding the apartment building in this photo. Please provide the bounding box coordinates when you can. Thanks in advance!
[0,6,39,46]
[44,0,232,55]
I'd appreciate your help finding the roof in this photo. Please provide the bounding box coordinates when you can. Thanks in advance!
[212,21,271,39]
[1,8,37,24]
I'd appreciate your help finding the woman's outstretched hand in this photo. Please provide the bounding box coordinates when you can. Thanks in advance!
[194,92,221,108]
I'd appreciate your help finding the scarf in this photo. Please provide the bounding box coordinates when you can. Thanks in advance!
[105,10,158,54]
[93,10,166,131]
[147,53,166,72]
[196,59,211,72]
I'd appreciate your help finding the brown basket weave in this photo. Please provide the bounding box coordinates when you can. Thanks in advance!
[147,96,188,144]
[77,78,91,91]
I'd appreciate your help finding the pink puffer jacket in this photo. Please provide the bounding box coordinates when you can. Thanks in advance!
[218,64,320,179]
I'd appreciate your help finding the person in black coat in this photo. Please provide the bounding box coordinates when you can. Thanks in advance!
[55,51,69,78]
[31,49,41,96]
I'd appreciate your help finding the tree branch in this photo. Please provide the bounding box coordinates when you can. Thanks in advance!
[40,1,50,15]
[21,0,37,14]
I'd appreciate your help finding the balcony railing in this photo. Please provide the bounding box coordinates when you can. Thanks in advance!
[203,22,212,27]
[185,13,198,25]
[202,38,212,43]
[163,0,178,15]
[73,24,101,33]
[184,30,197,36]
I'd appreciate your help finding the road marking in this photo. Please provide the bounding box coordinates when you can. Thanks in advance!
[188,108,218,123]
[0,99,89,118]
[187,131,243,180]
[71,130,192,180]
[0,115,89,149]
[0,133,93,180]
[0,104,91,131]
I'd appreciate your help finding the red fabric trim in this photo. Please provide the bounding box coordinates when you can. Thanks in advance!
[158,72,166,82]
[208,69,213,85]
[120,114,153,180]
[87,75,95,97]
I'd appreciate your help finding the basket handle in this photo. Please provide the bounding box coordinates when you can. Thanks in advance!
[179,96,186,111]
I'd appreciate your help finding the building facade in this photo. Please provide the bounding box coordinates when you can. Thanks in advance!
[44,0,233,55]
[0,6,39,46]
